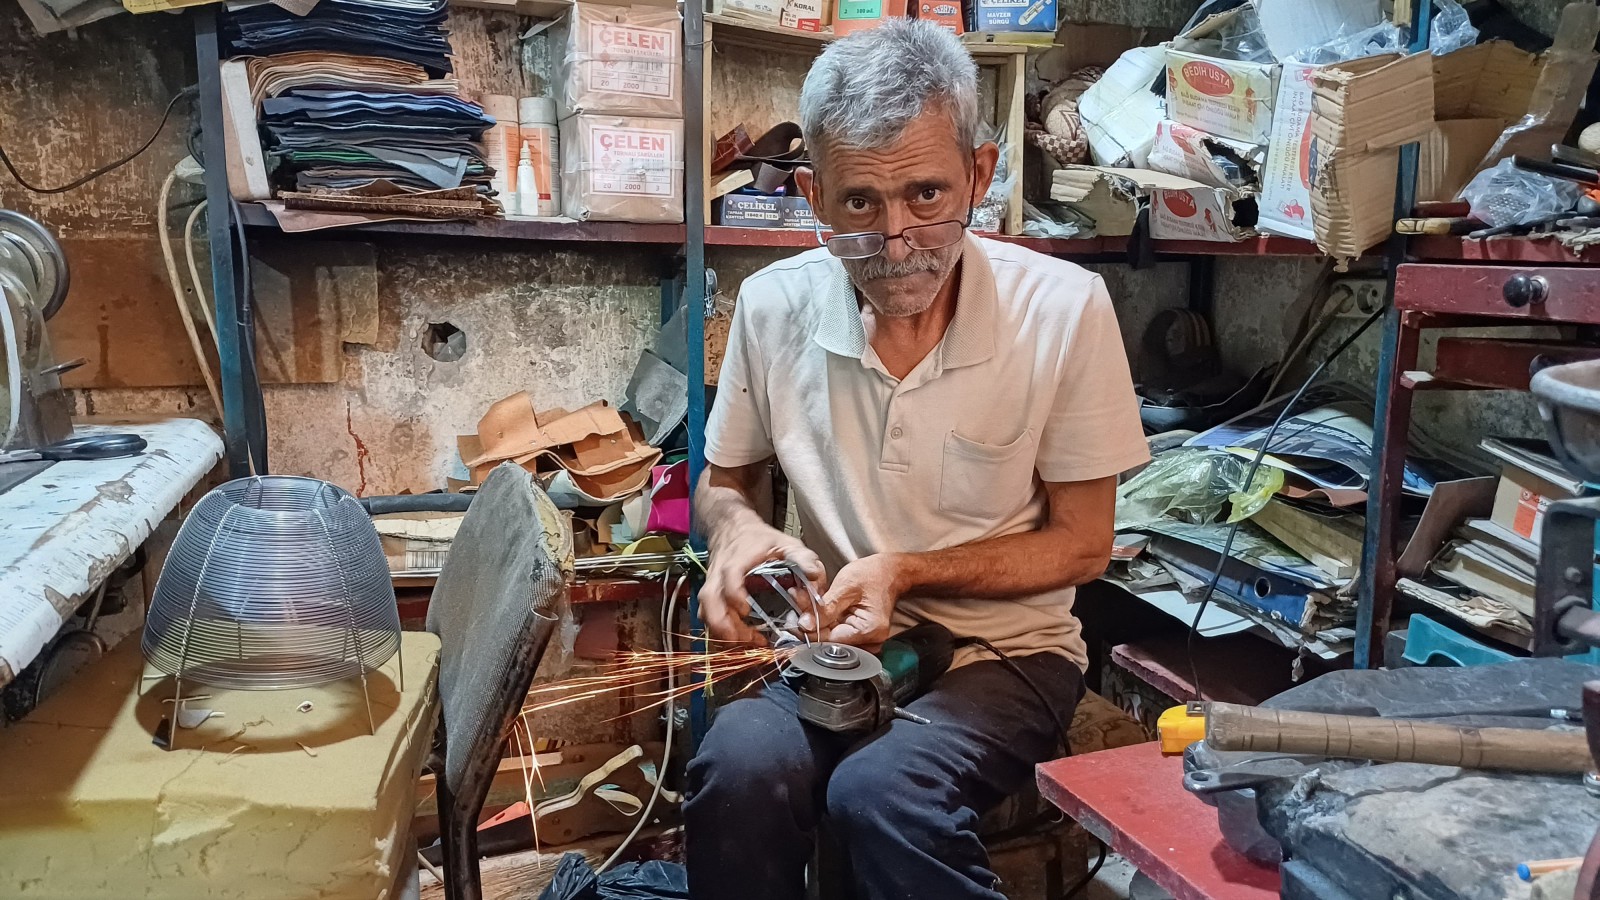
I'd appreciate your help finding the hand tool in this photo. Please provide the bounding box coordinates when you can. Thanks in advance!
[0,432,146,464]
[783,622,956,733]
[1396,216,1477,235]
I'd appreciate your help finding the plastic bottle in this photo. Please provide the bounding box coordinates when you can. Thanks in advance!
[517,143,540,219]
[518,97,561,217]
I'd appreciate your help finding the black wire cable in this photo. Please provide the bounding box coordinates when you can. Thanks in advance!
[1063,837,1109,899]
[0,87,196,194]
[1184,307,1385,700]
[229,198,271,474]
[961,635,1074,759]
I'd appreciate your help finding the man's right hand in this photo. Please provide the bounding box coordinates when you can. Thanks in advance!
[700,527,827,646]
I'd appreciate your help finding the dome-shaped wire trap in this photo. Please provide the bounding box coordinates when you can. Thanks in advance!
[143,476,402,744]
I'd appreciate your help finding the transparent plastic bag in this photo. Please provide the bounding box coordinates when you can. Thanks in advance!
[1288,20,1404,64]
[972,139,1013,233]
[1430,0,1478,55]
[1459,158,1584,228]
[1115,448,1284,532]
[1185,6,1275,63]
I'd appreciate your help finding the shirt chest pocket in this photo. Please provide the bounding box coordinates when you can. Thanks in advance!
[939,429,1038,520]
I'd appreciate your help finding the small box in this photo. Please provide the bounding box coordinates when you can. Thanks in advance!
[914,0,962,34]
[780,0,829,31]
[1148,185,1257,243]
[717,194,814,229]
[561,115,685,223]
[554,2,684,119]
[966,0,1054,34]
[1491,464,1578,545]
[1145,119,1265,190]
[1165,50,1278,146]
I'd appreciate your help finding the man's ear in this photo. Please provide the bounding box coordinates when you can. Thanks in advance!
[796,166,820,217]
[970,142,1000,207]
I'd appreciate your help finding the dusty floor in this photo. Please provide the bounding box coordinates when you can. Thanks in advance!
[1083,851,1173,900]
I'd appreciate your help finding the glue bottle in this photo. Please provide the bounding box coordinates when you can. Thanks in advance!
[517,143,539,219]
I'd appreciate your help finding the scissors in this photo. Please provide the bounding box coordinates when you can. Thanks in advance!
[0,433,148,464]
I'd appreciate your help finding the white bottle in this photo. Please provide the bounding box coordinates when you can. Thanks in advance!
[519,97,561,217]
[517,143,539,219]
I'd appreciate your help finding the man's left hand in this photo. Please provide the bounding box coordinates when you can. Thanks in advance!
[820,554,905,650]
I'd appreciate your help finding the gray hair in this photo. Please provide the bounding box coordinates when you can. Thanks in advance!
[799,19,982,168]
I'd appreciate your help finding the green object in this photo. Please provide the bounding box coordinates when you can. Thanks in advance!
[879,622,955,705]
[836,0,882,20]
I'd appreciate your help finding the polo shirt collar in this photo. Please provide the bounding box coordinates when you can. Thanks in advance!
[812,233,997,370]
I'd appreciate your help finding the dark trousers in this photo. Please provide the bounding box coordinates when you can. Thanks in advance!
[684,651,1084,900]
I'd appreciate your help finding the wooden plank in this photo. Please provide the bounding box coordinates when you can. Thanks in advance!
[1412,235,1600,265]
[1037,742,1281,900]
[996,50,1026,235]
[1395,263,1600,324]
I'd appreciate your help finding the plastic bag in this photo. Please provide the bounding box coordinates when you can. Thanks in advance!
[1114,448,1283,532]
[538,853,689,900]
[1019,201,1089,238]
[1430,0,1478,55]
[1287,20,1404,64]
[971,136,1013,233]
[1184,6,1274,63]
[1459,158,1584,228]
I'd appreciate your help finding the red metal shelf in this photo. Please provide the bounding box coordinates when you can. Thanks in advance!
[237,202,688,244]
[1411,235,1600,265]
[704,227,1326,257]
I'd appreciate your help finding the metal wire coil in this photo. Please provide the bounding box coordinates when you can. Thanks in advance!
[143,475,402,690]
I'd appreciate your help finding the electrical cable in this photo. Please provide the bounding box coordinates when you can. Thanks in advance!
[156,167,223,414]
[598,573,685,874]
[183,200,220,345]
[960,635,1074,760]
[1184,307,1384,700]
[0,87,196,194]
[1062,837,1109,899]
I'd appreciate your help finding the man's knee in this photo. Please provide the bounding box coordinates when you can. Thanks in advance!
[687,696,814,808]
[824,751,923,836]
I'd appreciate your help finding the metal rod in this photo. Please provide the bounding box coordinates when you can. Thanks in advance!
[1355,0,1433,668]
[193,7,252,477]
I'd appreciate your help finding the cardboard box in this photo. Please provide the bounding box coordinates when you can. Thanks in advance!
[1491,464,1577,545]
[1165,48,1278,146]
[1149,185,1257,243]
[1165,7,1281,146]
[553,2,683,119]
[834,0,908,36]
[716,193,814,229]
[1146,119,1265,190]
[717,0,783,24]
[1307,51,1435,262]
[1256,60,1318,240]
[1050,165,1254,242]
[781,0,829,31]
[561,115,685,223]
[1078,46,1167,168]
[914,0,961,34]
[965,0,1054,34]
[1415,41,1546,202]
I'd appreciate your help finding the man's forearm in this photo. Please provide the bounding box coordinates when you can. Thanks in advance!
[693,466,769,546]
[886,529,1109,601]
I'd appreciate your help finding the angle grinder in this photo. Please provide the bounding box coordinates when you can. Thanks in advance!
[783,622,956,733]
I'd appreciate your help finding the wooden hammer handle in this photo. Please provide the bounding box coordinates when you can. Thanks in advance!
[1205,703,1593,774]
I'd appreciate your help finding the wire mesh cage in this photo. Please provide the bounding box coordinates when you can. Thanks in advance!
[143,475,402,698]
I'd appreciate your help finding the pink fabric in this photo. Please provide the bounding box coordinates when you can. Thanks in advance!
[646,460,690,535]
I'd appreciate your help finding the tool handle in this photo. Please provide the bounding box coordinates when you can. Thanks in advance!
[1396,217,1473,235]
[1204,703,1593,774]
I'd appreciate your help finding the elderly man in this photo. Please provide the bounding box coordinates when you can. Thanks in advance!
[685,19,1149,900]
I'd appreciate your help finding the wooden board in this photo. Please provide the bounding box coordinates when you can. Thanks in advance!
[49,237,377,389]
[1037,742,1281,900]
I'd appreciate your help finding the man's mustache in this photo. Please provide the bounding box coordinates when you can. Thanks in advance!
[848,250,946,281]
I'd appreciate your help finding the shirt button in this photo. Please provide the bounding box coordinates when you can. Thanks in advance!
[890,427,904,439]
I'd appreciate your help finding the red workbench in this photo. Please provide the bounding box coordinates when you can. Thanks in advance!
[1036,742,1280,900]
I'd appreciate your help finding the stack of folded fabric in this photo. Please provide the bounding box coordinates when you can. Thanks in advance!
[225,0,503,217]
[225,0,453,75]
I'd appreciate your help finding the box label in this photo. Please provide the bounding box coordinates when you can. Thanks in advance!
[1166,51,1277,145]
[1256,60,1317,240]
[837,0,882,20]
[1148,187,1247,242]
[971,0,1054,31]
[590,127,676,197]
[587,22,678,100]
[1513,488,1550,540]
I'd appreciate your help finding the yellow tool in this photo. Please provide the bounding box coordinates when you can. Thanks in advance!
[1157,702,1207,755]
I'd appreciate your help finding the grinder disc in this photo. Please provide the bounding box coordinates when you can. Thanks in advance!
[787,642,883,682]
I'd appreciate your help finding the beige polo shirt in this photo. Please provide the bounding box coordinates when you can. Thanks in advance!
[705,234,1149,669]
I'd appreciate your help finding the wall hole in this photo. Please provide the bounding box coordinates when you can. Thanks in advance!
[423,322,466,362]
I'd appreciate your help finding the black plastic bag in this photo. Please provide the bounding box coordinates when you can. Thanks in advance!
[537,853,688,900]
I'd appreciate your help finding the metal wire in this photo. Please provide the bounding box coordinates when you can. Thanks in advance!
[143,475,402,691]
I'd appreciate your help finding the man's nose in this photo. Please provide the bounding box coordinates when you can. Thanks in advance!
[880,205,914,262]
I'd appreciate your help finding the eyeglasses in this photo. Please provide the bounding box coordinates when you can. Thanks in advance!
[812,218,968,260]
